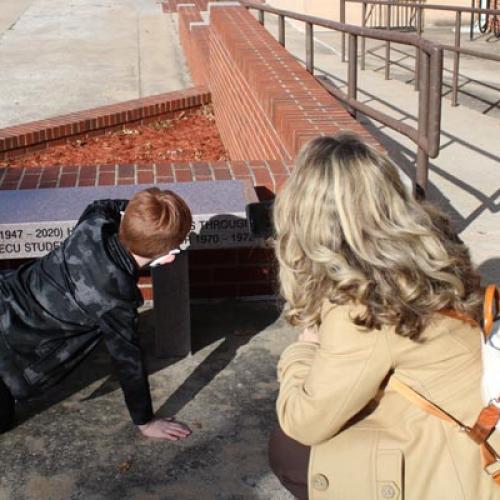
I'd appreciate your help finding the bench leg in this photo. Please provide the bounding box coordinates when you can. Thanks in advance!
[151,252,191,358]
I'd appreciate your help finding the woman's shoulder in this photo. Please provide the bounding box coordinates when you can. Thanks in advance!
[319,300,373,338]
[318,299,388,350]
[320,298,366,323]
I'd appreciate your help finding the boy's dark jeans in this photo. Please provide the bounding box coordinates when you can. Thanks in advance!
[0,272,16,433]
[0,377,15,433]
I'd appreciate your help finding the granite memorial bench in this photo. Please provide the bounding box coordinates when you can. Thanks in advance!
[0,180,260,358]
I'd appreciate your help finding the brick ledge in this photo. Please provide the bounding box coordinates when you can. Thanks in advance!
[0,87,211,160]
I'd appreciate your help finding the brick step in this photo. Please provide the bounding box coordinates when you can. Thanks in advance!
[162,0,209,14]
[0,160,291,196]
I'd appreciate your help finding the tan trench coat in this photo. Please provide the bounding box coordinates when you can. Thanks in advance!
[277,302,500,500]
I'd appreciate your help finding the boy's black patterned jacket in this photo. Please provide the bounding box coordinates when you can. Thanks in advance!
[0,200,154,425]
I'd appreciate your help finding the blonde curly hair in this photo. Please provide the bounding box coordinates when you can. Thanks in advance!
[273,134,481,339]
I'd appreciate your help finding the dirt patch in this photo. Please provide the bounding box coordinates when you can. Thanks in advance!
[1,106,229,168]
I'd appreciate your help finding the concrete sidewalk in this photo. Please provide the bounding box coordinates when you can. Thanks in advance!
[261,14,500,284]
[0,300,294,500]
[0,0,191,128]
[313,26,500,119]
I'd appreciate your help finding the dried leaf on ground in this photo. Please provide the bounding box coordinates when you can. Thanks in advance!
[117,457,133,474]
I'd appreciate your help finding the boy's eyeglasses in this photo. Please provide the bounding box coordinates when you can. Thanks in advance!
[149,248,181,268]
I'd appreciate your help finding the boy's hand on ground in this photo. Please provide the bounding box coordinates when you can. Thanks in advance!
[138,417,192,440]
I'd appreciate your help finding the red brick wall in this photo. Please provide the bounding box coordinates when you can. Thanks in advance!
[190,247,276,299]
[136,247,276,301]
[178,6,202,56]
[0,250,276,301]
[138,247,276,301]
[178,6,209,86]
[209,9,292,161]
[0,88,211,161]
[175,4,378,161]
[0,160,292,193]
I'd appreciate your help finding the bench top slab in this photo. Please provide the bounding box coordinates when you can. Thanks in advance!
[0,181,260,259]
[0,181,251,223]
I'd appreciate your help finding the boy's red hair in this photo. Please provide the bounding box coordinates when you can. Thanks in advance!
[119,188,192,258]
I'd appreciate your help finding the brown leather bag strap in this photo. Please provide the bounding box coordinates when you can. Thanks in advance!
[469,405,500,445]
[391,286,500,484]
[440,285,499,338]
[482,441,500,485]
[388,377,500,486]
[474,406,500,485]
[439,308,479,328]
[484,285,500,338]
[387,377,465,428]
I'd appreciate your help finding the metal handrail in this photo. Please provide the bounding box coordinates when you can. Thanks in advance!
[241,1,437,50]
[239,0,444,197]
[343,0,500,15]
[341,0,500,105]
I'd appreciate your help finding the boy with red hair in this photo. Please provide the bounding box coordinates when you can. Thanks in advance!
[0,188,192,440]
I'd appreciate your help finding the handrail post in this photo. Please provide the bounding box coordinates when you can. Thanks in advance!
[416,49,430,199]
[348,34,358,118]
[361,1,367,70]
[418,5,424,34]
[385,4,391,79]
[452,11,462,106]
[469,0,475,40]
[306,22,314,74]
[427,47,443,159]
[279,14,286,46]
[415,6,423,91]
[258,9,265,25]
[341,0,346,62]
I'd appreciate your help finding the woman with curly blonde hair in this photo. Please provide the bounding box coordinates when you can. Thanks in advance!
[268,134,498,499]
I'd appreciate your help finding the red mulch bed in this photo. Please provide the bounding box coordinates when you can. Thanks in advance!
[1,107,229,168]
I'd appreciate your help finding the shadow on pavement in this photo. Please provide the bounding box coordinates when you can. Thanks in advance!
[157,299,281,417]
[13,299,281,428]
[478,258,500,286]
